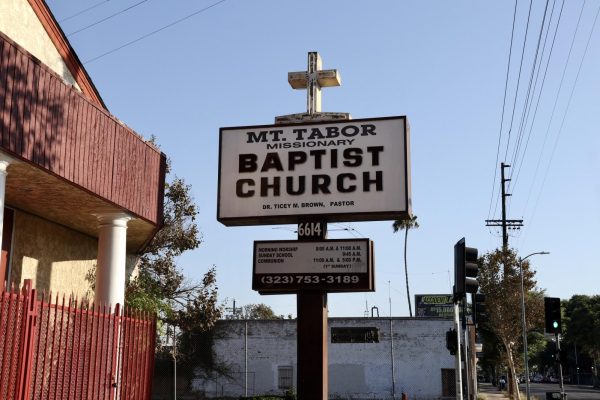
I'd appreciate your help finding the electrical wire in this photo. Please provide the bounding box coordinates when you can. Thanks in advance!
[58,0,110,23]
[503,0,535,164]
[521,1,597,247]
[509,0,564,200]
[83,0,228,64]
[507,0,550,189]
[487,0,520,221]
[503,0,552,218]
[491,0,536,222]
[67,0,150,37]
[518,1,565,220]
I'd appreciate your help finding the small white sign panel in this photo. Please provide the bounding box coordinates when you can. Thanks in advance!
[252,239,374,292]
[254,240,369,274]
[218,116,411,226]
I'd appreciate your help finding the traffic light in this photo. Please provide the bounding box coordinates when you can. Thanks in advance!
[473,293,487,326]
[544,297,561,334]
[446,328,458,355]
[454,238,479,299]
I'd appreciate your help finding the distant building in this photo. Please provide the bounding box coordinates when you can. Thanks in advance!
[193,317,456,399]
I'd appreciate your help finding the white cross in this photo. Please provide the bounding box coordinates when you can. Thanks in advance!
[288,52,341,115]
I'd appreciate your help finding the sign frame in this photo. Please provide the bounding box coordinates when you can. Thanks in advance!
[252,238,374,293]
[217,116,411,226]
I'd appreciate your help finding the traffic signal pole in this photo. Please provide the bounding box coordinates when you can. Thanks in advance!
[454,301,463,400]
[453,238,481,400]
[461,298,471,400]
[556,333,566,400]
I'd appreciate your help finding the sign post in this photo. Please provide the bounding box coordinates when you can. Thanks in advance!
[217,52,412,400]
[286,53,342,400]
[296,220,328,400]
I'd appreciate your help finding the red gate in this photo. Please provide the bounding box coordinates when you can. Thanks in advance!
[0,280,156,400]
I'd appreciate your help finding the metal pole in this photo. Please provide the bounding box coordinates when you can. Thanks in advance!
[389,281,396,399]
[454,302,463,400]
[557,334,565,399]
[575,342,579,385]
[462,298,470,400]
[173,326,177,400]
[519,251,549,400]
[245,320,248,398]
[519,259,531,400]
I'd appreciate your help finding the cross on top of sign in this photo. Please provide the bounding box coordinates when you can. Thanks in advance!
[288,52,341,115]
[275,52,350,124]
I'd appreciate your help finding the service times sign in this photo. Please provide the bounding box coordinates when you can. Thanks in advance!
[253,239,374,292]
[217,116,411,226]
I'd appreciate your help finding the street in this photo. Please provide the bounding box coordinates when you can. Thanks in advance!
[522,383,600,400]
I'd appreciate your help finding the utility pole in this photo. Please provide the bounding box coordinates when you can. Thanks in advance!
[485,163,523,261]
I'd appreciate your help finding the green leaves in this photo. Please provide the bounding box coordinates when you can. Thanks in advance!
[564,295,600,360]
[126,172,221,332]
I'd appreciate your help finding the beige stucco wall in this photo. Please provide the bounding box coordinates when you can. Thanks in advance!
[0,0,79,88]
[9,210,139,302]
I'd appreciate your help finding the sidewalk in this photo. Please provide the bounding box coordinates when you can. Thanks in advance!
[478,382,510,399]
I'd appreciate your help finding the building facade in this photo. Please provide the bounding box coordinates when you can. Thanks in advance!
[193,317,456,399]
[0,0,166,305]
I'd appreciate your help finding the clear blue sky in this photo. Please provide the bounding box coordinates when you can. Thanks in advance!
[48,0,600,318]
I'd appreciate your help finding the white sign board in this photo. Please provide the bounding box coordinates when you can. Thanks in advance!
[252,239,374,292]
[217,116,411,226]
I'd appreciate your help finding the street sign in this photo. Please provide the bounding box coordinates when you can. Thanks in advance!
[252,239,374,292]
[415,294,454,318]
[217,116,411,226]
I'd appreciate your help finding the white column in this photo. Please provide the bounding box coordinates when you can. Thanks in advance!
[95,212,132,308]
[0,160,9,252]
[0,154,14,272]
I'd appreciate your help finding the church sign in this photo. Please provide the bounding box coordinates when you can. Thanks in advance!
[252,239,374,292]
[217,116,411,226]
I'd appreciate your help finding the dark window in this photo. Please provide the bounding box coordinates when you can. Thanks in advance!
[331,327,379,343]
[278,366,293,389]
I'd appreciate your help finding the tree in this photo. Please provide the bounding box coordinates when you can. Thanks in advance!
[564,295,600,387]
[242,303,281,319]
[392,215,419,317]
[477,248,544,399]
[126,172,222,332]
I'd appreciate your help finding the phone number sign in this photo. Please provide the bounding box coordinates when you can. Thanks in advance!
[252,239,374,293]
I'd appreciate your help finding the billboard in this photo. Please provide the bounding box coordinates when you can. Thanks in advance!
[218,116,411,226]
[414,294,454,318]
[252,239,374,292]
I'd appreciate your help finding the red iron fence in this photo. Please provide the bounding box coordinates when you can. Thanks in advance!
[0,280,156,400]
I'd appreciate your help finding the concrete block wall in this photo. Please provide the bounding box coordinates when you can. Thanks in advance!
[193,317,455,399]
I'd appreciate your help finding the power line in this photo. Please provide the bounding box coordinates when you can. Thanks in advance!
[67,0,150,37]
[509,0,564,200]
[492,0,536,222]
[521,1,597,247]
[488,0,519,221]
[58,0,111,23]
[503,0,535,163]
[83,0,228,64]
[504,0,551,216]
[507,0,550,189]
[517,0,566,222]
